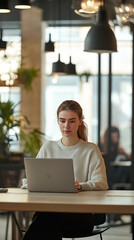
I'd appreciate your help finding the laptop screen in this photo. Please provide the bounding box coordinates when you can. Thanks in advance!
[24,158,77,193]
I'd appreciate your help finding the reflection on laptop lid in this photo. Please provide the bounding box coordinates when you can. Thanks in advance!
[24,158,78,193]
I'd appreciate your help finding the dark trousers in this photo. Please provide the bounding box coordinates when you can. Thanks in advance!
[22,212,94,240]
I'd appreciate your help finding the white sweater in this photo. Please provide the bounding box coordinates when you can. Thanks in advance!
[36,139,108,191]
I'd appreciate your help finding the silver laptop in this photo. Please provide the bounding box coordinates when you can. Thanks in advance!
[24,158,79,193]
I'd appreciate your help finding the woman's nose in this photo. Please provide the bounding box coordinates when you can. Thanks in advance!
[65,121,69,127]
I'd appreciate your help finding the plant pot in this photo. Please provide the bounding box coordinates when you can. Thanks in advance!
[0,141,10,162]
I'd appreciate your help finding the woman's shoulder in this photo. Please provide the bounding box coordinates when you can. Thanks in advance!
[41,139,59,148]
[81,140,102,155]
[36,139,59,158]
[81,139,99,149]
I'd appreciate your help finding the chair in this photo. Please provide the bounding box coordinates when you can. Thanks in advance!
[21,214,109,240]
[70,227,108,240]
[63,214,109,240]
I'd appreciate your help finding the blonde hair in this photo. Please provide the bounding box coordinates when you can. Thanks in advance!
[57,100,88,141]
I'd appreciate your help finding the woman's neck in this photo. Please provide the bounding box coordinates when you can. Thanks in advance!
[61,136,80,146]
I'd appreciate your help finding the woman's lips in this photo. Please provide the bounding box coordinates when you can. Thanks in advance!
[64,130,71,134]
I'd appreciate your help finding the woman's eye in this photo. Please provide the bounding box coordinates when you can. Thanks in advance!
[70,120,75,123]
[60,120,65,123]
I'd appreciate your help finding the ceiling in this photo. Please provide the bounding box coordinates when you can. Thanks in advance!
[0,0,133,29]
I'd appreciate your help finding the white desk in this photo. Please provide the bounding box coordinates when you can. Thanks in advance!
[0,188,134,214]
[111,161,132,167]
[0,188,134,240]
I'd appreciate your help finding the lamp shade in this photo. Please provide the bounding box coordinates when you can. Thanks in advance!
[52,54,66,75]
[84,6,117,53]
[0,40,7,49]
[65,57,76,75]
[44,34,55,52]
[15,0,31,9]
[0,0,11,13]
[0,30,7,50]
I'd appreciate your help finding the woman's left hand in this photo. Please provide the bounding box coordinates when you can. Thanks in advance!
[75,180,82,190]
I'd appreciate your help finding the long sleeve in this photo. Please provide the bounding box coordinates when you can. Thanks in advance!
[79,145,108,190]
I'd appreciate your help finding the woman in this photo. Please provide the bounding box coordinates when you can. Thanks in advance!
[100,126,130,162]
[23,100,108,240]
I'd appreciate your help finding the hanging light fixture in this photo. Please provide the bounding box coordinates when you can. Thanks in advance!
[44,0,55,52]
[66,56,77,75]
[0,0,11,13]
[52,54,66,75]
[84,3,117,53]
[65,0,77,75]
[71,0,101,17]
[0,30,7,50]
[115,0,134,24]
[15,0,31,9]
[44,33,55,52]
[52,0,66,75]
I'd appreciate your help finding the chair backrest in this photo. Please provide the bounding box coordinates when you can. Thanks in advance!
[93,213,106,225]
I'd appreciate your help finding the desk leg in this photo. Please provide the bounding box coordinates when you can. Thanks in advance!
[11,212,22,240]
[132,215,134,240]
[12,213,16,240]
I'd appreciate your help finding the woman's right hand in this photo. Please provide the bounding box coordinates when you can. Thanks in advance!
[75,180,82,190]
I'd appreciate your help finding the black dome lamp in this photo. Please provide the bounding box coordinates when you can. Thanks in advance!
[52,0,66,75]
[45,0,55,52]
[66,56,77,75]
[44,33,55,52]
[84,2,117,53]
[15,0,31,9]
[0,30,7,50]
[52,54,66,75]
[0,0,11,13]
[65,0,77,75]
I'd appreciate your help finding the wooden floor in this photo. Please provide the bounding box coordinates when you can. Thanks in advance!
[0,213,132,240]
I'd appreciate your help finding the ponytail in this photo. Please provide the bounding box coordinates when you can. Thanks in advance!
[78,121,88,141]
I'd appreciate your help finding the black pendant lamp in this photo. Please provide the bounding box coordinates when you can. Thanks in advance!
[15,0,31,9]
[66,56,76,75]
[84,5,117,53]
[52,54,66,75]
[0,0,11,13]
[0,30,7,50]
[45,34,55,52]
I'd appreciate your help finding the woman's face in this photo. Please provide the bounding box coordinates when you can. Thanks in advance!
[58,110,82,138]
[111,132,119,143]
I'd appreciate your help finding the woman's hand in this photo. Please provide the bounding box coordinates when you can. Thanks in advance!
[75,180,82,190]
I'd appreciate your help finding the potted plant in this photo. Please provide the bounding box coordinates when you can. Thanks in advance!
[0,98,45,161]
[0,99,45,189]
[20,129,45,157]
[0,99,29,160]
[15,67,39,91]
[78,71,92,83]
